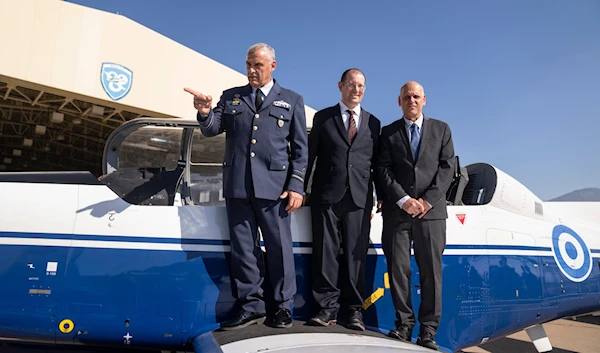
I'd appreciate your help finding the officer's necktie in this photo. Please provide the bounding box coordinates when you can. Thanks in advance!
[255,88,263,111]
[410,123,421,160]
[347,109,357,143]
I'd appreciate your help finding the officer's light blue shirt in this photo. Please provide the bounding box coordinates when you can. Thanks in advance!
[252,80,274,104]
[200,80,275,120]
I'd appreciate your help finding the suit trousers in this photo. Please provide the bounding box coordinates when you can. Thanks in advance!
[382,216,446,335]
[311,190,372,314]
[226,196,296,313]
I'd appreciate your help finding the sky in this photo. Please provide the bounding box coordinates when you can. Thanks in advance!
[67,0,600,201]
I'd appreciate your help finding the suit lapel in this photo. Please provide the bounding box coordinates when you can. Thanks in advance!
[352,108,370,143]
[332,104,351,146]
[415,116,431,166]
[258,80,281,113]
[240,85,255,112]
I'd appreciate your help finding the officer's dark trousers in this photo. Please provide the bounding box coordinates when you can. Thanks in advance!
[311,191,372,315]
[226,197,296,313]
[382,216,446,335]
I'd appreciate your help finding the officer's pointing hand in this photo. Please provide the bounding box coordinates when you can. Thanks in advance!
[281,190,303,213]
[184,88,212,116]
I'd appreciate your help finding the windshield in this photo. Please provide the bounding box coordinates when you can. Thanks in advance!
[189,130,225,206]
[118,126,183,170]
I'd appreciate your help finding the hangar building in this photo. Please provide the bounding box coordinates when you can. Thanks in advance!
[0,0,316,174]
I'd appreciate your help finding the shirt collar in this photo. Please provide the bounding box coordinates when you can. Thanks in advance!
[404,114,424,130]
[339,101,361,117]
[252,80,274,97]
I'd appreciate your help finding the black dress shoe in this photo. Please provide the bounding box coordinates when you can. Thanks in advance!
[220,309,266,331]
[416,332,438,350]
[308,309,337,326]
[345,308,365,331]
[266,308,292,328]
[388,325,412,342]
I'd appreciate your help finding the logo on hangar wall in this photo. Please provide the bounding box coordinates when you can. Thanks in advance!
[100,63,133,101]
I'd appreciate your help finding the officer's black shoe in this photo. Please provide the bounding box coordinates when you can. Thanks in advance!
[308,309,337,326]
[266,308,293,328]
[219,309,266,331]
[416,332,438,350]
[388,325,412,342]
[344,308,365,331]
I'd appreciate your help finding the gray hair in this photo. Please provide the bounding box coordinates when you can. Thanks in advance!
[247,43,276,62]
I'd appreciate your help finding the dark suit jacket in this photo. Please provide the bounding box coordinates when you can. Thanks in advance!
[305,104,381,208]
[376,116,454,220]
[198,81,308,201]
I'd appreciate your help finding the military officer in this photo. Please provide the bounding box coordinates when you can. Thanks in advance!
[184,43,308,330]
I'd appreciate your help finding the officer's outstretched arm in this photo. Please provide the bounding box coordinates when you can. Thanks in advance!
[197,92,227,137]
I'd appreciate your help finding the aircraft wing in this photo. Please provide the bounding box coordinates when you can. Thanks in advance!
[220,333,436,353]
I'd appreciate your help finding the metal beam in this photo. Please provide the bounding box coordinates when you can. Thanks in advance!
[12,87,32,103]
[70,99,83,113]
[3,87,12,100]
[31,91,44,106]
[102,109,119,122]
[0,104,119,130]
[57,98,70,111]
[38,98,68,104]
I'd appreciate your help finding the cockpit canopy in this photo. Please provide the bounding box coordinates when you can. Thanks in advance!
[103,118,226,206]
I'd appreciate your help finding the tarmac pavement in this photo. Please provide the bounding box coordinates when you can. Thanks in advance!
[461,315,600,353]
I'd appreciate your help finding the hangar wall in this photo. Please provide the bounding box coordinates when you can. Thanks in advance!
[0,0,316,122]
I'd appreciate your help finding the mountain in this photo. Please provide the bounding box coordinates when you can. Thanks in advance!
[549,188,600,202]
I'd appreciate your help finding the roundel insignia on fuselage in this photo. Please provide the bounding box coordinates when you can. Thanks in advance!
[58,319,74,334]
[551,225,592,282]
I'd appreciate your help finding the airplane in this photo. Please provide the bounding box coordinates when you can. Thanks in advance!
[0,116,598,353]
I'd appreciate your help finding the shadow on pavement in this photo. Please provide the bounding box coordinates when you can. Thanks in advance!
[567,314,600,326]
[461,337,577,353]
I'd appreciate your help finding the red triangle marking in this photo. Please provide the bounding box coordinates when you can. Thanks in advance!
[456,213,466,225]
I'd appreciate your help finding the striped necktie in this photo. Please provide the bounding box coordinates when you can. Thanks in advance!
[347,109,357,143]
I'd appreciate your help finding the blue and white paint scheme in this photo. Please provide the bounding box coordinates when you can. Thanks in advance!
[100,62,133,101]
[0,117,598,353]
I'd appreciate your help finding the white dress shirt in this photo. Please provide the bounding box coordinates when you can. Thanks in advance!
[339,101,361,132]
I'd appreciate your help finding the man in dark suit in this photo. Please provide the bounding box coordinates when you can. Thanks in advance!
[184,43,308,330]
[305,68,381,331]
[377,81,454,350]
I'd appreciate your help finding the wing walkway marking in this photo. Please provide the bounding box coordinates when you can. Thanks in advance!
[363,272,390,310]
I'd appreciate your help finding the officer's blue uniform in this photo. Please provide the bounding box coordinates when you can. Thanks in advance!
[197,80,308,313]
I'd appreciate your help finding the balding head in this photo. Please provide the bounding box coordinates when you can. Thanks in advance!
[399,81,426,121]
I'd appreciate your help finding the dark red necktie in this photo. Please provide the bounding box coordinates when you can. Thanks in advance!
[347,109,357,143]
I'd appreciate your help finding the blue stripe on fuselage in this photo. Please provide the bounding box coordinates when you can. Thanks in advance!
[0,231,598,254]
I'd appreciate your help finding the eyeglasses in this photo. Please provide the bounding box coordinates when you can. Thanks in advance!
[342,82,366,91]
